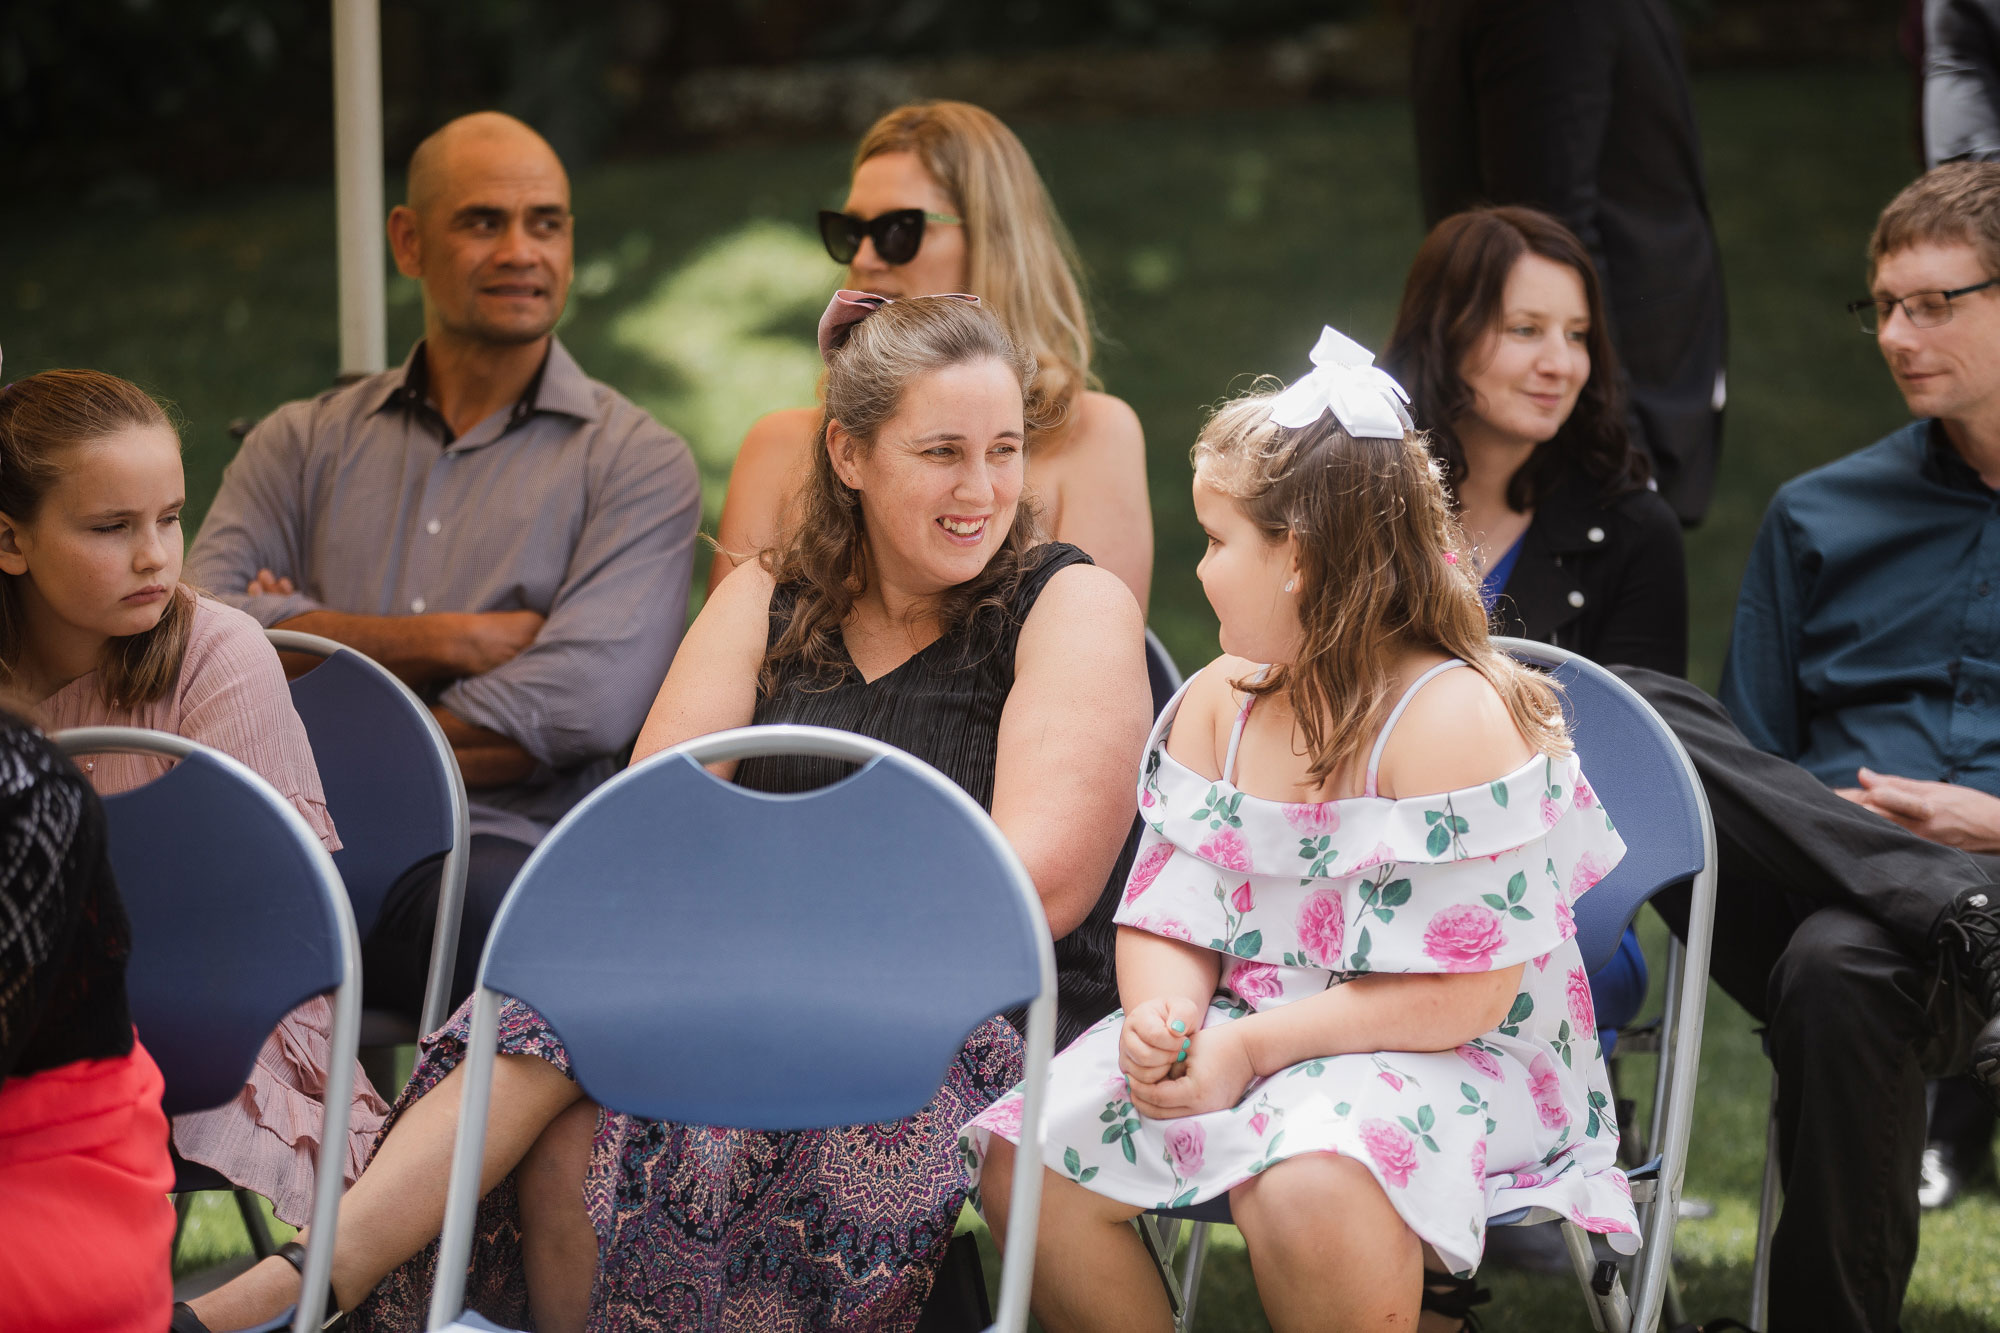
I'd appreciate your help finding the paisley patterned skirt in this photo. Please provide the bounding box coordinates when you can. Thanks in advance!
[346,998,1023,1333]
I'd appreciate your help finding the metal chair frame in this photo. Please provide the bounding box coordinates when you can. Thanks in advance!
[1140,640,1718,1333]
[268,628,470,1039]
[54,727,359,1333]
[427,724,1059,1333]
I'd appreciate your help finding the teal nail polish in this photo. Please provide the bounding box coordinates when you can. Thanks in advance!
[1169,1020,1186,1034]
[1179,1038,1190,1051]
[1176,1050,1187,1062]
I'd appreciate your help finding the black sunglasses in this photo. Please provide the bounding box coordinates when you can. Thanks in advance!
[817,207,962,266]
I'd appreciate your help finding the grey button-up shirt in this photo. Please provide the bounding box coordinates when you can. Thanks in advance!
[189,338,701,844]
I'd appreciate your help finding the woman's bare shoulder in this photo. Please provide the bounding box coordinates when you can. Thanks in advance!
[1056,390,1144,457]
[736,406,819,470]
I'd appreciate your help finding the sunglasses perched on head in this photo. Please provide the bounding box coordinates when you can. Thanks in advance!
[817,208,962,266]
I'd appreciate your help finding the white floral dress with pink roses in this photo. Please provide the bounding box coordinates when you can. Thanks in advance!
[962,662,1641,1278]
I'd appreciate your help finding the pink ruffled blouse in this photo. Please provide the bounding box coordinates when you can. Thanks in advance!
[39,594,389,1226]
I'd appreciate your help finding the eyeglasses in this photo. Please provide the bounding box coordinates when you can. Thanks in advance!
[817,208,962,266]
[1847,277,2000,333]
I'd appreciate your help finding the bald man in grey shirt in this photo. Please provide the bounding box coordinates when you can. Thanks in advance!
[190,112,700,1023]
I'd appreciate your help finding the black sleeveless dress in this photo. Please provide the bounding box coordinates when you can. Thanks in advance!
[738,541,1134,1049]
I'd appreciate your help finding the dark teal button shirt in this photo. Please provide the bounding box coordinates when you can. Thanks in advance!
[1720,420,2000,794]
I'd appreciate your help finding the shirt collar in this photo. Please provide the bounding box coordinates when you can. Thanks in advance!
[369,337,600,443]
[1921,418,1997,496]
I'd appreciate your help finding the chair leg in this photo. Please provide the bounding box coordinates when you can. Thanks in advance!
[233,1188,278,1260]
[1749,1071,1781,1332]
[1136,1216,1185,1324]
[1177,1222,1211,1332]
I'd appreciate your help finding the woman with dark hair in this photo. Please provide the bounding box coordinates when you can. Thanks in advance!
[1382,206,1687,678]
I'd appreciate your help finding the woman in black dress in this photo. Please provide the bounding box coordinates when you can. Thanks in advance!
[184,294,1150,1333]
[1383,206,1687,678]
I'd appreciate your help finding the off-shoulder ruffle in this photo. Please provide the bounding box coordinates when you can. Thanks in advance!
[170,996,388,1227]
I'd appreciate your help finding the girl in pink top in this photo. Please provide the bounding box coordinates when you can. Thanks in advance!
[0,368,386,1227]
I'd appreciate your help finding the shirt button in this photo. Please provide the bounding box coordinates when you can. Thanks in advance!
[1587,527,1605,544]
[1567,590,1586,608]
[411,597,427,614]
[426,518,442,535]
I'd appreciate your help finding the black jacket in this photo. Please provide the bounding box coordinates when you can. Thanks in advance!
[1410,0,1728,525]
[1489,470,1688,677]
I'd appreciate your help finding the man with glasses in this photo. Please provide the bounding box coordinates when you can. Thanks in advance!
[1609,162,2000,1331]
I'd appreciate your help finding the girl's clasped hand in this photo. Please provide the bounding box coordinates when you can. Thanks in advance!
[1116,997,1256,1119]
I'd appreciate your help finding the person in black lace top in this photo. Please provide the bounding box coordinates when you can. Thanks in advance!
[0,708,175,1329]
[183,295,1150,1333]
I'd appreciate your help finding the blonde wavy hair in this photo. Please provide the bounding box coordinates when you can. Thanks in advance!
[1193,388,1570,787]
[855,101,1095,435]
[760,296,1051,695]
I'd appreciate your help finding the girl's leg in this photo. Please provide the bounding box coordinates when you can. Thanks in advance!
[186,1053,585,1331]
[980,1138,1168,1333]
[1230,1152,1421,1332]
[518,1097,602,1333]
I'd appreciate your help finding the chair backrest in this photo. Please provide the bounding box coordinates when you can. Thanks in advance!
[54,727,357,1115]
[476,726,1053,1128]
[53,726,357,1333]
[1145,628,1183,721]
[1496,640,1708,974]
[271,630,466,938]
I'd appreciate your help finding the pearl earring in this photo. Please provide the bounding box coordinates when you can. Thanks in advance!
[1284,578,1297,593]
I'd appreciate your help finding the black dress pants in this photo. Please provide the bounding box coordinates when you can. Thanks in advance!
[360,833,536,1032]
[1612,668,1993,1333]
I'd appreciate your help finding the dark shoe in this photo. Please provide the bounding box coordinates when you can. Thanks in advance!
[1420,1269,1490,1331]
[1933,886,2000,1111]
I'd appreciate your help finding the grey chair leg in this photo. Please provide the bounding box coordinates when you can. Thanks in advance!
[233,1188,278,1259]
[1749,1071,1781,1331]
[1177,1222,1212,1332]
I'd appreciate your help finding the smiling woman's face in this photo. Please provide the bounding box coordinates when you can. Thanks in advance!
[1456,252,1592,451]
[830,357,1025,597]
[0,424,186,642]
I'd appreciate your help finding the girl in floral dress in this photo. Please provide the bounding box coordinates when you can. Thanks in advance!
[965,328,1640,1330]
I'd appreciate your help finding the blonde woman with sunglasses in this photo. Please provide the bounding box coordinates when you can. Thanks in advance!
[711,100,1154,612]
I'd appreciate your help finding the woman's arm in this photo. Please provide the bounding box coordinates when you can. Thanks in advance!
[1046,393,1153,615]
[630,560,777,781]
[990,562,1151,938]
[707,409,816,597]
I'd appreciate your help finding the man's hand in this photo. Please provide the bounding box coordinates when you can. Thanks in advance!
[446,610,546,677]
[248,568,296,597]
[1119,996,1206,1088]
[1836,767,2000,853]
[1126,1022,1256,1121]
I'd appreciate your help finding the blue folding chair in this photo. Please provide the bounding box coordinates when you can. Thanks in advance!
[1141,641,1717,1333]
[427,724,1058,1332]
[268,628,470,1042]
[1145,628,1183,720]
[53,727,359,1333]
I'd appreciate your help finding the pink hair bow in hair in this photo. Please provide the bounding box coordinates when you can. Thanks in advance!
[816,289,980,362]
[1268,325,1415,439]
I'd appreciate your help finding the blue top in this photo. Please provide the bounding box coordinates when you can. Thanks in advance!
[1720,420,2000,794]
[1479,532,1526,612]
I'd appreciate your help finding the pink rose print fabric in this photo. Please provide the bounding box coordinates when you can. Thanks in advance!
[962,667,1639,1278]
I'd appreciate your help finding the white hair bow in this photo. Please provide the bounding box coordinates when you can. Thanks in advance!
[1268,326,1414,439]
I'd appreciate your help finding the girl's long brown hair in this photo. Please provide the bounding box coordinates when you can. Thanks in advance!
[0,369,194,708]
[1194,387,1570,788]
[854,101,1096,438]
[759,296,1050,694]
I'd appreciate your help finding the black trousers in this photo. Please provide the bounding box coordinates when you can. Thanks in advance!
[360,833,536,1032]
[1614,668,1993,1332]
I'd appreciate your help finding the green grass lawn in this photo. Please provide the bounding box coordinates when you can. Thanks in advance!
[11,63,1999,1329]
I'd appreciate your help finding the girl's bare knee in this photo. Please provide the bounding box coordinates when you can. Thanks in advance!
[1232,1152,1412,1253]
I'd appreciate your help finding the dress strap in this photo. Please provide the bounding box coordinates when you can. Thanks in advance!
[1363,659,1469,798]
[1221,667,1273,786]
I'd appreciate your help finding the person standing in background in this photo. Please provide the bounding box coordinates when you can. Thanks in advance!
[1409,0,1728,526]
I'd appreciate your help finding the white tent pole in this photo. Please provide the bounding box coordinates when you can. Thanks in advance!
[332,0,386,378]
